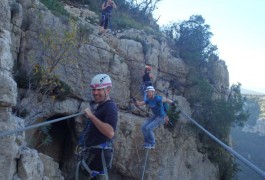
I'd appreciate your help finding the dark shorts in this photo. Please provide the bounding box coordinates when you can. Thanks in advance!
[100,13,111,29]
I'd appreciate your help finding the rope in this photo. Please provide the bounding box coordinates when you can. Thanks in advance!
[141,149,149,180]
[177,106,265,179]
[0,112,85,138]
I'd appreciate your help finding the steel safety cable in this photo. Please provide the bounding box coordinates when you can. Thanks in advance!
[0,99,131,138]
[177,106,265,179]
[0,112,85,138]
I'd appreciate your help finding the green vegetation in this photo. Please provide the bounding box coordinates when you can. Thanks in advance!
[37,124,53,148]
[165,103,181,130]
[38,22,80,73]
[162,15,249,179]
[59,0,161,31]
[40,0,69,17]
[13,19,81,119]
[162,15,218,66]
[15,65,72,101]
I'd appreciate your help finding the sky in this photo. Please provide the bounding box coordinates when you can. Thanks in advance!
[154,0,265,93]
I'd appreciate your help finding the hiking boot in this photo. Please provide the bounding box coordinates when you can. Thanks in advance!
[144,144,155,149]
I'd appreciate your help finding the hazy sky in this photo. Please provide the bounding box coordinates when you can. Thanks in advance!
[154,0,265,93]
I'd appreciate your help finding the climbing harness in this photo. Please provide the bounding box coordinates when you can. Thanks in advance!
[141,149,150,180]
[75,142,113,180]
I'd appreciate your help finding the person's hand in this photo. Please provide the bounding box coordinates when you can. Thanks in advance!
[84,108,93,119]
[130,97,136,103]
[171,100,177,107]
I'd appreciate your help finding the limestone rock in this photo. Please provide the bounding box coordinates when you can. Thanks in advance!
[18,148,44,180]
[112,111,219,179]
[0,0,11,30]
[39,153,64,180]
[0,108,19,180]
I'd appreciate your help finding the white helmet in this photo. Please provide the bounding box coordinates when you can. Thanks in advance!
[145,86,155,92]
[90,74,112,89]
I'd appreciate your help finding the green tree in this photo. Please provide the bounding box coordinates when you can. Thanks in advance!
[177,15,217,64]
[195,83,249,179]
[162,15,218,66]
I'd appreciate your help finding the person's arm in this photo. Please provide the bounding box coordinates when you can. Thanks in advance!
[131,97,145,106]
[135,100,145,106]
[162,97,173,104]
[112,1,117,9]
[84,108,114,139]
[101,2,108,10]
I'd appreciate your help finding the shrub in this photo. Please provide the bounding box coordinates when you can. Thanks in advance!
[164,103,181,130]
[40,0,69,17]
[14,65,73,101]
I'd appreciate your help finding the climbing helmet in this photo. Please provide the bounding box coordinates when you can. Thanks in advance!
[90,74,112,89]
[145,86,155,92]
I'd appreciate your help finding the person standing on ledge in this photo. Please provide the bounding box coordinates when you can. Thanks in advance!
[98,0,117,35]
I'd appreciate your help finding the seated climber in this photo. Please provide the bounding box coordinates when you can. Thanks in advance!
[133,86,173,149]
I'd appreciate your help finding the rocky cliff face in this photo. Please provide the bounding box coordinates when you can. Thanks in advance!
[0,0,230,179]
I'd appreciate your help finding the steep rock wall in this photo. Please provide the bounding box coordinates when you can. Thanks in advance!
[0,1,19,179]
[0,0,231,179]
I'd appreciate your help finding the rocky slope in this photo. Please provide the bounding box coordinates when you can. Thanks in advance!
[0,0,230,179]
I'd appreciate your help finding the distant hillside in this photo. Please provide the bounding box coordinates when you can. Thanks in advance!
[241,88,265,95]
[231,95,265,180]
